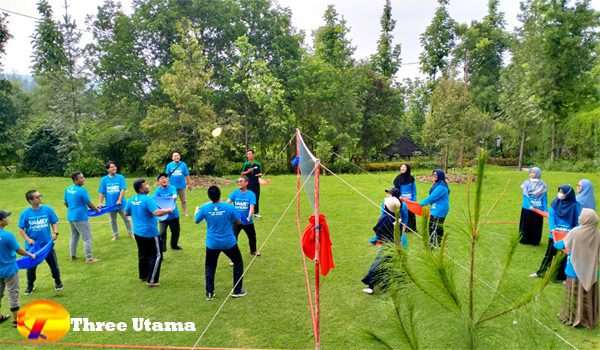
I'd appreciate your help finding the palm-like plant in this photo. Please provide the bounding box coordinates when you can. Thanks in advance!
[368,149,562,349]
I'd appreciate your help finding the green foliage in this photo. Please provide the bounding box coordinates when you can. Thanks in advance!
[0,80,30,167]
[22,127,67,176]
[454,0,508,114]
[419,0,456,80]
[0,12,10,62]
[141,19,217,172]
[370,0,402,79]
[313,5,355,69]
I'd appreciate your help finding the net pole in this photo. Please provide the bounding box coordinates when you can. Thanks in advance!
[313,159,321,350]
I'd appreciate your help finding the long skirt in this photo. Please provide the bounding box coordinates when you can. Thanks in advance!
[560,279,599,329]
[519,208,543,245]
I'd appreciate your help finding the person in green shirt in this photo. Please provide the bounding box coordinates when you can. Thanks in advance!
[241,149,263,217]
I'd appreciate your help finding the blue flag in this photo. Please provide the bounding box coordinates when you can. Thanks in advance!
[88,204,120,217]
[17,240,54,270]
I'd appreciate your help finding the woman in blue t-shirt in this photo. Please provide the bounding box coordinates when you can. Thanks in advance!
[518,167,548,245]
[419,169,450,248]
[531,185,581,281]
[393,163,417,232]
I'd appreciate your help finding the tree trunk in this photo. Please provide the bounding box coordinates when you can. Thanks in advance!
[550,120,556,162]
[458,142,465,169]
[518,129,526,171]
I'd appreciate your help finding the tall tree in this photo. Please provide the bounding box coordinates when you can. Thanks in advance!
[371,0,401,79]
[313,5,355,69]
[142,19,217,172]
[419,0,456,81]
[0,12,11,64]
[516,0,599,161]
[454,0,508,114]
[31,0,68,76]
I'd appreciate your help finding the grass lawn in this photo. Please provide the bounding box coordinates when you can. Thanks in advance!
[0,166,599,349]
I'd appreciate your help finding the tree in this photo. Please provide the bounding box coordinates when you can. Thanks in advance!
[419,0,456,81]
[0,81,31,167]
[454,0,508,114]
[141,20,217,172]
[31,0,68,76]
[423,78,490,169]
[231,35,294,152]
[403,78,429,145]
[22,127,67,175]
[313,5,355,69]
[0,12,11,64]
[370,0,401,79]
[516,0,599,161]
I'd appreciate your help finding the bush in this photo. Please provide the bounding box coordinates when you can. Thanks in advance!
[364,158,443,172]
[64,156,105,177]
[543,159,599,173]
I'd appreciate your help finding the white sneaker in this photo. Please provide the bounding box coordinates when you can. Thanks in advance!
[362,288,374,295]
[232,290,247,298]
[529,272,539,278]
[229,261,234,267]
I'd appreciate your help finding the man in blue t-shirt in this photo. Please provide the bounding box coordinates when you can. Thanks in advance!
[227,176,260,256]
[98,161,132,240]
[0,210,36,326]
[195,186,245,300]
[153,173,182,252]
[164,152,191,216]
[125,179,173,287]
[64,172,100,263]
[18,190,63,295]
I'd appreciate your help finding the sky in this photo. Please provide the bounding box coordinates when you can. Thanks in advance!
[1,0,600,79]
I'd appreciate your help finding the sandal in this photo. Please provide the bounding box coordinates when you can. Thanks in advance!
[0,314,9,324]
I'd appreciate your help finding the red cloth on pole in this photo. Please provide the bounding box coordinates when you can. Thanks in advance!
[302,214,335,276]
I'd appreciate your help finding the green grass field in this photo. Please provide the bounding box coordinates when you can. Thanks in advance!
[0,167,599,349]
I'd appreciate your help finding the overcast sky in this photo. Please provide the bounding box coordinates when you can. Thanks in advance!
[2,0,600,79]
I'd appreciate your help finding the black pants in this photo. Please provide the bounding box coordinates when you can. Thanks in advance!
[361,249,390,289]
[428,216,445,248]
[536,238,567,281]
[407,212,417,232]
[27,248,61,289]
[248,185,260,214]
[205,245,244,294]
[134,235,163,283]
[519,208,543,245]
[234,223,257,254]
[159,217,181,252]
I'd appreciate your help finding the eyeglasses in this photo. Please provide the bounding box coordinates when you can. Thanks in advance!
[33,195,42,199]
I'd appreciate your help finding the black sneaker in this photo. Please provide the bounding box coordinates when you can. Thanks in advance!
[171,246,183,250]
[55,283,64,292]
[232,290,247,298]
[24,286,35,296]
[206,292,215,301]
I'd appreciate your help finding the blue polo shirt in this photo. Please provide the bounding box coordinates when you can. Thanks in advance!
[125,194,159,237]
[228,189,256,224]
[195,202,239,250]
[99,174,127,207]
[0,229,19,278]
[64,185,91,222]
[165,161,189,190]
[153,185,179,220]
[18,206,58,248]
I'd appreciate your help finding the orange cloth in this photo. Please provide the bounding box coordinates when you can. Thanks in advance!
[302,214,335,276]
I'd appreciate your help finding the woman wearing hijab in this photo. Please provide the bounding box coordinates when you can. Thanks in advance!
[531,185,581,280]
[361,195,408,295]
[393,163,417,232]
[554,208,600,329]
[519,167,548,245]
[576,179,596,210]
[419,169,450,248]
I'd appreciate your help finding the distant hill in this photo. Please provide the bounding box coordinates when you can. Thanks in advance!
[1,73,36,92]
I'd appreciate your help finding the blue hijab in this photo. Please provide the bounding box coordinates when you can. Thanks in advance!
[576,179,596,210]
[521,167,547,198]
[551,185,579,226]
[430,169,449,194]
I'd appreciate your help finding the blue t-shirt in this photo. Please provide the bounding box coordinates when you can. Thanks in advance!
[18,206,59,248]
[153,185,179,220]
[165,161,189,190]
[64,185,91,222]
[548,204,581,238]
[522,193,548,211]
[0,229,19,278]
[99,174,127,207]
[195,202,239,250]
[228,189,256,224]
[125,194,159,237]
[419,185,450,218]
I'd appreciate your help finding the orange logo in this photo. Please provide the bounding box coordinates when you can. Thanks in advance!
[17,300,70,342]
